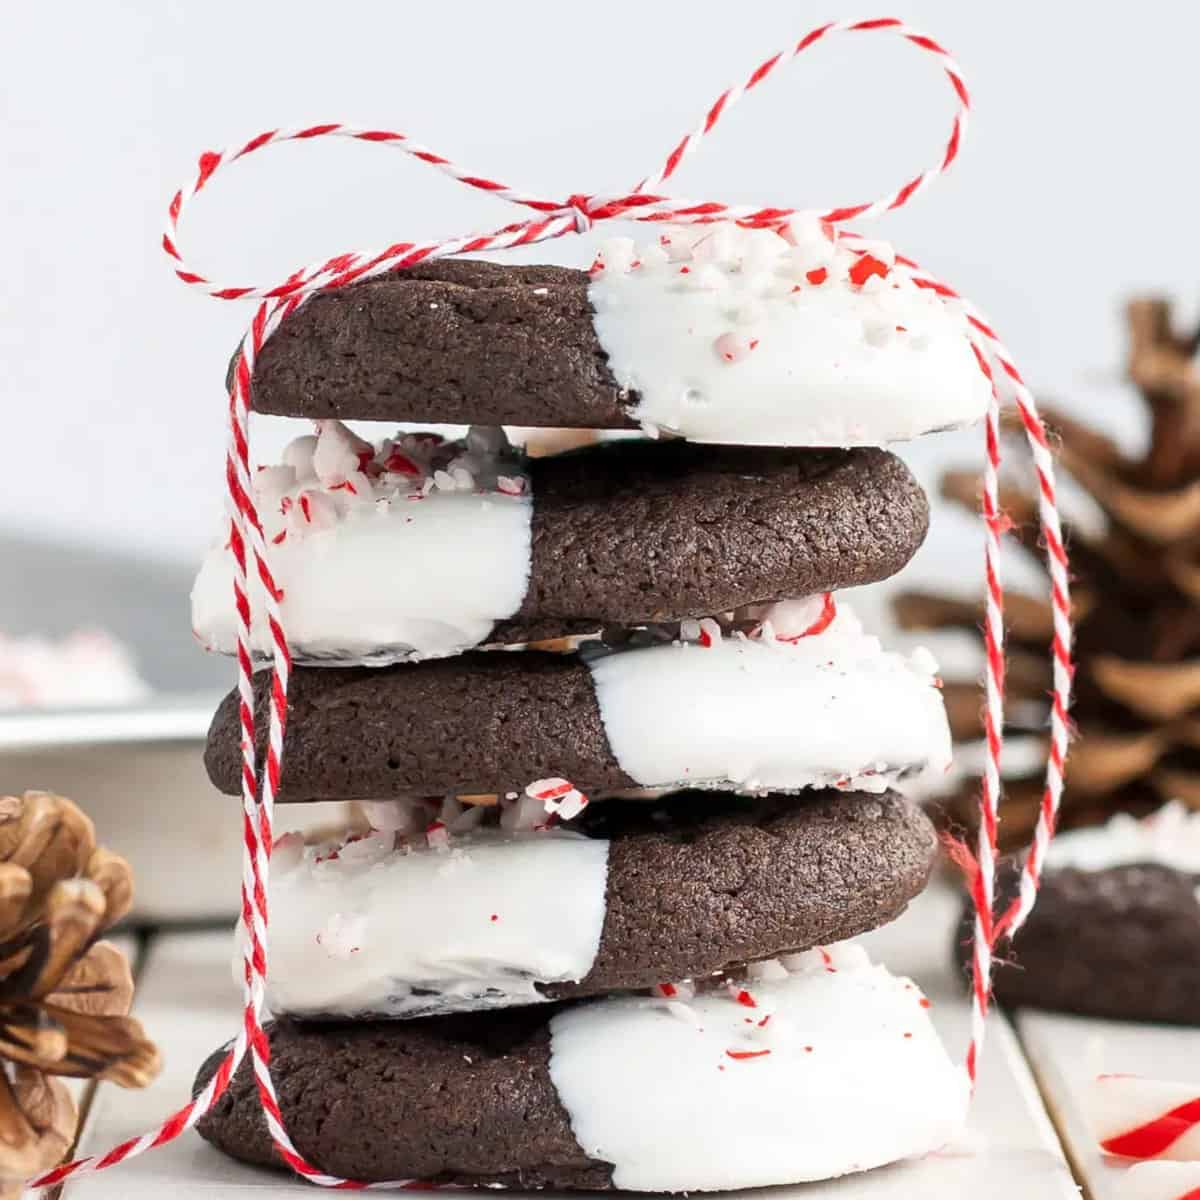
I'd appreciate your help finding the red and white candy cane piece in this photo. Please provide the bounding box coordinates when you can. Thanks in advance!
[31,16,1073,1193]
[1092,1076,1200,1163]
[424,819,451,851]
[653,980,697,1002]
[526,777,590,821]
[773,592,838,642]
[727,983,760,1010]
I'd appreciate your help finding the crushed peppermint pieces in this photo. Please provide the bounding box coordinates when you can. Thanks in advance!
[770,593,838,642]
[713,331,757,364]
[654,980,696,1002]
[500,792,551,833]
[526,777,589,822]
[424,820,450,851]
[588,221,964,386]
[270,831,305,873]
[745,958,790,984]
[250,421,530,546]
[384,450,422,476]
[315,912,366,960]
[848,253,890,287]
[663,1000,703,1026]
[656,593,845,652]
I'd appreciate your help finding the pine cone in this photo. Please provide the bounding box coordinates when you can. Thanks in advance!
[0,791,160,1190]
[895,297,1200,847]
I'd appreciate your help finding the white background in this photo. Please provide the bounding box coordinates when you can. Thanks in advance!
[1,1,1187,568]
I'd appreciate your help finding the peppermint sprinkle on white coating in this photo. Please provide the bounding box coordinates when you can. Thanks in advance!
[589,219,989,447]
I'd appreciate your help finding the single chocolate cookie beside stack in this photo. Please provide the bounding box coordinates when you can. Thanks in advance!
[956,804,1200,1025]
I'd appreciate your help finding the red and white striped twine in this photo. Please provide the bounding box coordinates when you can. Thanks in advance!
[31,16,1073,1193]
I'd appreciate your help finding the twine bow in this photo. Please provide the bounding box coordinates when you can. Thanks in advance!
[33,16,1072,1192]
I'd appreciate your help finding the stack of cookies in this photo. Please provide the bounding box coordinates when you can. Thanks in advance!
[191,219,991,1191]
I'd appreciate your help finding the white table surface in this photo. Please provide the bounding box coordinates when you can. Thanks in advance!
[1019,1007,1200,1200]
[46,879,1110,1198]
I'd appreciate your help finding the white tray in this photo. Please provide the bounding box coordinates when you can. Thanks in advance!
[0,534,345,922]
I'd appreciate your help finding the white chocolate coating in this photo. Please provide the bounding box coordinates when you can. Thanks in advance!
[589,601,952,794]
[589,220,990,447]
[549,942,968,1191]
[192,424,531,664]
[258,827,608,1018]
[1046,802,1200,874]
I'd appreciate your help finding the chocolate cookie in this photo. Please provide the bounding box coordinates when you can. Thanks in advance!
[208,652,627,802]
[195,1010,610,1190]
[502,440,928,635]
[196,938,966,1191]
[239,230,990,449]
[192,432,930,666]
[956,860,1200,1024]
[262,790,937,1020]
[205,624,952,802]
[572,790,934,997]
[243,261,628,428]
